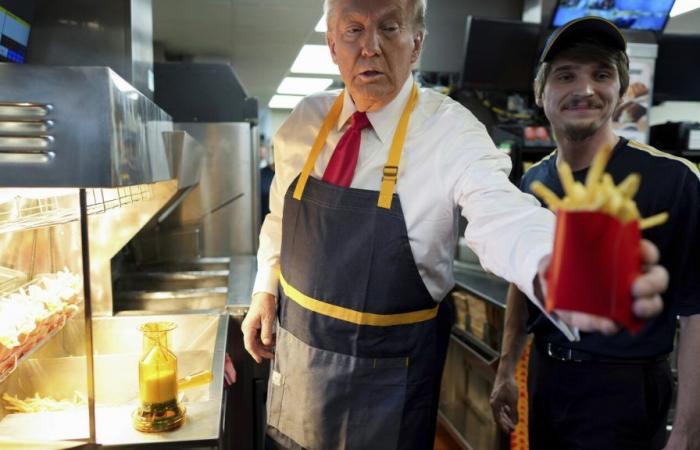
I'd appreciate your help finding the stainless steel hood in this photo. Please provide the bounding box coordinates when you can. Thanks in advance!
[0,65,172,188]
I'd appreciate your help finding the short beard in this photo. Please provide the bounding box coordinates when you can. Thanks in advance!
[563,122,598,142]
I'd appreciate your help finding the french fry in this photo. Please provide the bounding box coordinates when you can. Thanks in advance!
[618,199,639,223]
[530,144,667,230]
[604,188,623,217]
[585,145,613,190]
[640,212,669,230]
[587,188,606,210]
[557,161,577,197]
[531,181,562,210]
[571,183,587,207]
[617,173,641,199]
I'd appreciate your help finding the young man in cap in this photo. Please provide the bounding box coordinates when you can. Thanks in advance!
[490,17,700,450]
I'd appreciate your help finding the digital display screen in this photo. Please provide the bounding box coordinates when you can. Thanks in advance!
[461,17,541,92]
[551,0,676,32]
[0,0,33,63]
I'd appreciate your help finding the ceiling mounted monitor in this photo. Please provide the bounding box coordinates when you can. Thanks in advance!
[0,0,34,63]
[551,0,676,32]
[460,17,541,93]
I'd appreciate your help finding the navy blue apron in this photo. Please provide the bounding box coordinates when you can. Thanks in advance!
[266,85,452,450]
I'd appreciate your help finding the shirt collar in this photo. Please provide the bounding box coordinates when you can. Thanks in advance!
[337,75,415,144]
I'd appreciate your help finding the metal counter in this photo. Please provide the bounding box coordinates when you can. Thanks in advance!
[226,256,256,313]
[113,255,256,315]
[112,255,263,450]
[0,313,228,448]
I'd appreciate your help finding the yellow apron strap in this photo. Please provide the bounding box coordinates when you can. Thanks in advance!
[377,83,419,209]
[293,92,345,201]
[510,339,532,450]
[279,273,439,326]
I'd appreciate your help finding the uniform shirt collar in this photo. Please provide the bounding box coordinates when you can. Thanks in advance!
[337,75,415,144]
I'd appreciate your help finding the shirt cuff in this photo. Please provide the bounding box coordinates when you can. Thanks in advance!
[252,266,280,298]
[516,243,551,305]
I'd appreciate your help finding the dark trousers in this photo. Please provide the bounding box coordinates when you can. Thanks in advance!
[528,344,673,450]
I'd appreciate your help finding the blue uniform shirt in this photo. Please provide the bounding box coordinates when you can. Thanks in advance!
[521,138,700,358]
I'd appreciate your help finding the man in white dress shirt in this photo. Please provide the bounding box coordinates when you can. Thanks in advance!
[242,1,666,448]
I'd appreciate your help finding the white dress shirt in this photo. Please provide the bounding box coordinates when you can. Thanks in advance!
[254,76,555,302]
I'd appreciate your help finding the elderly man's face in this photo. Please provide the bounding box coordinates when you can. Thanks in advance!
[326,0,423,112]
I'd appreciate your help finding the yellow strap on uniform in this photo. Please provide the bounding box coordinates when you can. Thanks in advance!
[279,273,438,327]
[293,92,345,201]
[377,83,418,209]
[293,84,419,209]
[510,339,532,450]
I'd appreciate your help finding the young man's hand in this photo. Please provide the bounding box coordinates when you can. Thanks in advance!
[490,371,519,433]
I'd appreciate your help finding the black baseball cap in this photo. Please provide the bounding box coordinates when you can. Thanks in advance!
[539,16,627,64]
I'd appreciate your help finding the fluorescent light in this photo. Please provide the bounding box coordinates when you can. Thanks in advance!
[315,15,327,32]
[670,0,700,16]
[269,95,304,109]
[277,77,333,95]
[291,45,339,75]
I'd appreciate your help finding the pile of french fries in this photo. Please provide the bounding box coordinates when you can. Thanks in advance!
[530,145,668,230]
[2,391,86,413]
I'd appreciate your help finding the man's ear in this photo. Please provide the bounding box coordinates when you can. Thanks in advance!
[410,30,425,64]
[615,95,624,110]
[535,94,543,107]
[327,31,338,64]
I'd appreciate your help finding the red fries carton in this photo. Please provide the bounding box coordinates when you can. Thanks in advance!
[546,210,644,333]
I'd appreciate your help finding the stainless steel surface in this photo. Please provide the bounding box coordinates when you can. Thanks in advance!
[0,103,52,118]
[88,181,178,316]
[142,257,232,272]
[249,124,261,250]
[130,225,202,263]
[0,195,84,281]
[0,65,172,187]
[116,288,228,313]
[80,189,97,443]
[130,0,156,98]
[0,440,84,449]
[168,122,257,256]
[113,255,256,314]
[156,130,205,225]
[0,313,228,446]
[162,130,203,191]
[0,136,53,150]
[0,153,54,164]
[117,270,229,291]
[28,0,155,99]
[226,255,256,314]
[0,120,53,135]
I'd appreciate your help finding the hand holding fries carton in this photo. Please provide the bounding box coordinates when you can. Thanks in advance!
[532,146,667,333]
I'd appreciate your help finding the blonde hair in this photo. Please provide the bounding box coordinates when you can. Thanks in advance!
[323,0,427,32]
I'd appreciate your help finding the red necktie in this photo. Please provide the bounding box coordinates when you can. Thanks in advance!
[322,111,372,187]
